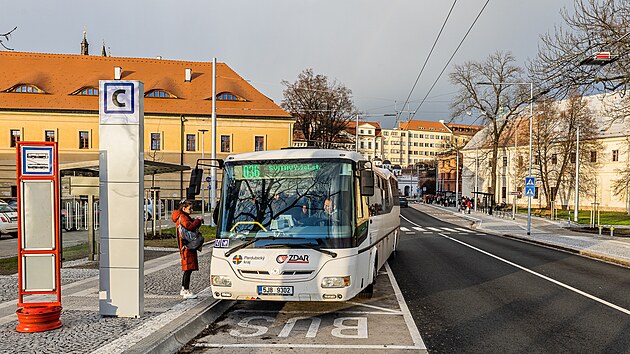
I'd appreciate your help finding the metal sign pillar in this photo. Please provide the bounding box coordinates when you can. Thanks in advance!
[15,141,62,332]
[98,80,144,317]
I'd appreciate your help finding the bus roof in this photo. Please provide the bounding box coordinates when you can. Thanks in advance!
[225,149,366,163]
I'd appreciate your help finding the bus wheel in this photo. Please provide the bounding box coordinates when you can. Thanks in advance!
[358,258,377,299]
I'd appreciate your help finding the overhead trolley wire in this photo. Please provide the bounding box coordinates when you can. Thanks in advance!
[395,0,458,127]
[410,0,491,121]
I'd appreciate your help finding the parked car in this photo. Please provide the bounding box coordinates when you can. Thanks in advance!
[0,203,17,238]
[399,197,409,208]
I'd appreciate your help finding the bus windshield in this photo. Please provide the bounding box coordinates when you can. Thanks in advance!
[218,160,355,248]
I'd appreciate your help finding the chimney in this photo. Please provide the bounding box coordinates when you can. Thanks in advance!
[185,68,192,82]
[114,66,122,80]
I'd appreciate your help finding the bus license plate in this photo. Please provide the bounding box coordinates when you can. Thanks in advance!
[257,286,293,296]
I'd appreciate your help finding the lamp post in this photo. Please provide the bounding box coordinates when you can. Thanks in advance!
[476,81,534,235]
[210,58,217,226]
[198,129,208,218]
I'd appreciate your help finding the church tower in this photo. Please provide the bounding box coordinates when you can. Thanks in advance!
[80,31,89,55]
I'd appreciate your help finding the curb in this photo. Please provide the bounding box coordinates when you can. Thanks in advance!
[123,299,235,354]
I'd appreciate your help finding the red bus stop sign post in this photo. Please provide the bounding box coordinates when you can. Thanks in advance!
[15,141,62,332]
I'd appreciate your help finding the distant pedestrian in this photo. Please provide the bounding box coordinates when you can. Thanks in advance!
[172,200,203,299]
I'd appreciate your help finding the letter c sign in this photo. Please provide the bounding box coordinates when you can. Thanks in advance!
[103,82,135,114]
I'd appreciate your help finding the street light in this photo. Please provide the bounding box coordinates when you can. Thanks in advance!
[198,129,208,219]
[476,81,534,235]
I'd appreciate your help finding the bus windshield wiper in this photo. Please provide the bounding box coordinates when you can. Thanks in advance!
[261,243,337,258]
[224,236,293,257]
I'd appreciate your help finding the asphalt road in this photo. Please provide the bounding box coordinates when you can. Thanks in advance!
[390,207,630,353]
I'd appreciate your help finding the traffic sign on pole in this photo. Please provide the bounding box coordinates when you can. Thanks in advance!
[524,176,536,197]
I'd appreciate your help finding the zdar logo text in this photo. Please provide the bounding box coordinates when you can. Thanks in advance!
[276,254,309,264]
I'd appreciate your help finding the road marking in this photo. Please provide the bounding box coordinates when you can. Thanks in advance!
[385,262,427,349]
[427,227,441,232]
[440,227,458,232]
[194,343,423,350]
[346,300,403,314]
[400,226,411,232]
[412,226,426,232]
[234,309,403,316]
[437,233,630,316]
[401,214,630,316]
[455,228,472,233]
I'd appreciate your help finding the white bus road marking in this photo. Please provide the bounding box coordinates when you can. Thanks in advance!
[455,227,472,233]
[385,262,427,350]
[427,227,442,232]
[233,309,403,316]
[413,226,426,232]
[195,343,423,350]
[346,301,404,314]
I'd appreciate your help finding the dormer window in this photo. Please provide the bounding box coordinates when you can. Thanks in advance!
[73,87,99,96]
[7,84,44,94]
[216,92,243,101]
[146,89,176,98]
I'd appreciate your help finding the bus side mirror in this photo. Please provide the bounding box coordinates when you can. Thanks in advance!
[187,167,203,198]
[360,170,374,196]
[213,205,219,225]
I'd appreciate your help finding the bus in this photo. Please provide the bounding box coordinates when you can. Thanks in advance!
[206,149,400,301]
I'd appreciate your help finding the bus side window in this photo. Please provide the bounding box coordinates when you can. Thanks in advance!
[367,176,383,216]
[355,176,369,244]
[382,178,392,213]
[390,177,400,206]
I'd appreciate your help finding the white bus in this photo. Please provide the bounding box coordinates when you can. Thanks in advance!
[208,149,400,301]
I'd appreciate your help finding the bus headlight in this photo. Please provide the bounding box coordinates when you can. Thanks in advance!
[321,276,351,288]
[211,275,232,287]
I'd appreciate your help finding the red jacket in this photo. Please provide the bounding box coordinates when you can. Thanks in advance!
[172,210,202,271]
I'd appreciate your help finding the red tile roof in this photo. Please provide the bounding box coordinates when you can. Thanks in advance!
[0,51,291,119]
[398,119,450,132]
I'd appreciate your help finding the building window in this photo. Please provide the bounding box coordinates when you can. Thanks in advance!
[571,153,576,163]
[217,92,240,101]
[44,130,55,142]
[502,187,507,199]
[503,156,508,166]
[221,135,231,152]
[10,129,20,147]
[551,154,557,164]
[9,84,42,93]
[146,89,175,98]
[534,187,539,199]
[613,150,619,162]
[360,141,365,149]
[360,129,364,134]
[76,87,98,96]
[255,136,265,151]
[368,141,372,149]
[590,151,597,163]
[186,134,196,151]
[375,142,379,149]
[151,133,161,150]
[383,132,389,136]
[79,131,89,149]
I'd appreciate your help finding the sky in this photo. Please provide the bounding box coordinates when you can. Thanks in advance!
[1,0,576,128]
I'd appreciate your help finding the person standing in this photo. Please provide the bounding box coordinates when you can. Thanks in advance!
[172,200,203,299]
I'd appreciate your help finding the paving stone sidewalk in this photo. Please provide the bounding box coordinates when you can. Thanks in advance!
[0,248,215,353]
[411,203,630,267]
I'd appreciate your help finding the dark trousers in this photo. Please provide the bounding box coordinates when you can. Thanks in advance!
[182,270,193,290]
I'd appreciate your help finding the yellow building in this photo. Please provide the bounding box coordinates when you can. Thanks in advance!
[0,51,294,199]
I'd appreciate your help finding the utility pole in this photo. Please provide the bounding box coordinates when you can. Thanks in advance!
[574,125,579,222]
[210,58,217,226]
[455,150,459,210]
[475,147,478,212]
[199,129,208,217]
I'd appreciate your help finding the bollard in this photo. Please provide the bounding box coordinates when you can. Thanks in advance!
[598,226,602,235]
[610,227,614,237]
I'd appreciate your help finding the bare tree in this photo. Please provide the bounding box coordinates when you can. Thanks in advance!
[282,69,357,148]
[529,0,629,102]
[450,51,532,196]
[532,94,600,208]
[0,26,17,50]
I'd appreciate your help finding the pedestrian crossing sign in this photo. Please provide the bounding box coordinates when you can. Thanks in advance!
[524,176,536,197]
